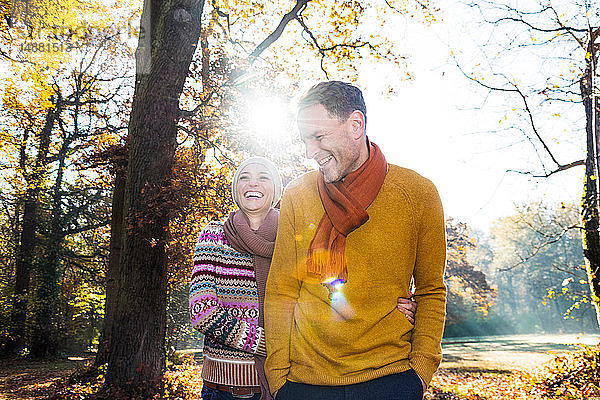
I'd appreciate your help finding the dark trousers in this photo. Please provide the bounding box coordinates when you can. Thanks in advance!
[201,385,261,400]
[275,369,423,400]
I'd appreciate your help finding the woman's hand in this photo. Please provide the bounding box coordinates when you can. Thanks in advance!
[396,291,417,324]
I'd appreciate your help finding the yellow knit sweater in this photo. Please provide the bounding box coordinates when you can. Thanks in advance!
[264,165,447,394]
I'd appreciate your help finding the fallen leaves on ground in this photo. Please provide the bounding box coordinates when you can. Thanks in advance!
[1,345,599,400]
[426,367,541,399]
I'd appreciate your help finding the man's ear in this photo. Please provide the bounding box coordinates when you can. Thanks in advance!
[347,110,365,140]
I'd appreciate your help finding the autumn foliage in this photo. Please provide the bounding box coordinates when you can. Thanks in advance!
[444,218,495,336]
[536,343,600,399]
[35,341,599,400]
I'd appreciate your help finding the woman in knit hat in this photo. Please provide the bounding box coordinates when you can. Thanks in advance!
[189,157,281,400]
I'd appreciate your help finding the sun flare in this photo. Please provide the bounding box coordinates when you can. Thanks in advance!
[247,97,290,139]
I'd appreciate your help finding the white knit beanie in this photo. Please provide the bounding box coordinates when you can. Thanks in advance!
[231,157,283,208]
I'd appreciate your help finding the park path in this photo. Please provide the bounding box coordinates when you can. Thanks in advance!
[0,334,598,399]
[440,333,599,372]
[0,356,90,400]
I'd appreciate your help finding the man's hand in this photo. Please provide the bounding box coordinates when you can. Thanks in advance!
[396,291,417,324]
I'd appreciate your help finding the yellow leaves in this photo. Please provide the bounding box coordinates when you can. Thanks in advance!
[4,64,54,121]
[5,0,122,71]
[432,368,538,400]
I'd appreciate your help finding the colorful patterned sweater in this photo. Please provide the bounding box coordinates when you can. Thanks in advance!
[189,221,267,386]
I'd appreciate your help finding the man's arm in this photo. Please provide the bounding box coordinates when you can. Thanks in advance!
[264,193,301,394]
[409,180,447,386]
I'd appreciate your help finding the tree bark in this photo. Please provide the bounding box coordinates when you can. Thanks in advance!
[102,0,204,396]
[3,99,58,357]
[580,36,600,327]
[29,134,69,357]
[95,154,127,367]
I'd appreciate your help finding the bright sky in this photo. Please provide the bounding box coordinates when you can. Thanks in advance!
[305,1,585,232]
[2,1,586,234]
[240,1,587,233]
[84,0,584,234]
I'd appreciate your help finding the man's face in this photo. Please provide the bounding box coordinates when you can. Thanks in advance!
[297,104,363,183]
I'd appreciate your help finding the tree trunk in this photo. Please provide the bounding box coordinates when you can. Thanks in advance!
[28,231,61,358]
[102,0,204,396]
[29,137,69,357]
[95,157,127,367]
[4,188,39,356]
[580,39,600,327]
[3,100,58,357]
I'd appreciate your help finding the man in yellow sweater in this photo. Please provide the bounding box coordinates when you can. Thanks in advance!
[264,81,446,400]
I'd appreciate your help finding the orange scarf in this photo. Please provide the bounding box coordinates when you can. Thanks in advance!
[307,141,387,283]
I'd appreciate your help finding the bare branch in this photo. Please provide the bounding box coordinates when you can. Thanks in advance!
[548,6,586,49]
[498,223,579,271]
[177,125,237,166]
[553,264,588,280]
[249,0,311,61]
[490,16,588,34]
[507,159,585,177]
[295,15,329,79]
[454,56,582,175]
[385,0,436,14]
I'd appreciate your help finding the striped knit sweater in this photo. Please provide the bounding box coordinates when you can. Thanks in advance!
[189,220,266,386]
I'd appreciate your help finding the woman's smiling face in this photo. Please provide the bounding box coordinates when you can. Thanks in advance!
[235,163,275,215]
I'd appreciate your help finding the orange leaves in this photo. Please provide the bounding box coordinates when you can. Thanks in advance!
[43,360,203,399]
[431,342,599,399]
[166,146,236,286]
[429,368,539,399]
[536,344,600,399]
[162,364,204,400]
[204,0,437,82]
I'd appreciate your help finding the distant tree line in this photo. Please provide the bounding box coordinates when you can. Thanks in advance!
[446,201,599,338]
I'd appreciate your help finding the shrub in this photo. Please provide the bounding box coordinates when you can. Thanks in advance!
[535,343,600,399]
[163,363,203,400]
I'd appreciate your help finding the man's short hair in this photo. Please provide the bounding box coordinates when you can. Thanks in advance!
[298,81,367,128]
